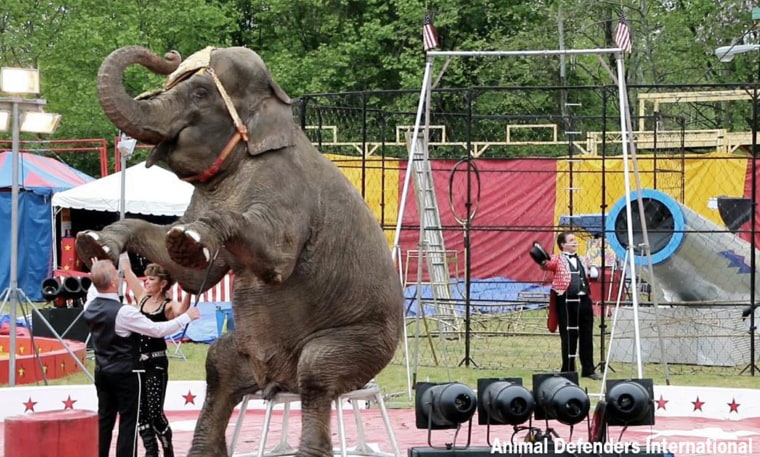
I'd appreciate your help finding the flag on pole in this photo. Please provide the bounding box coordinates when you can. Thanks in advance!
[614,14,633,53]
[423,12,439,51]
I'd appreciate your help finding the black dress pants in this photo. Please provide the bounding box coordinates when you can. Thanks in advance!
[555,292,595,376]
[95,369,141,457]
[140,357,171,434]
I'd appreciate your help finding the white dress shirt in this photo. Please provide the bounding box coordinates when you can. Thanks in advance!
[94,292,192,338]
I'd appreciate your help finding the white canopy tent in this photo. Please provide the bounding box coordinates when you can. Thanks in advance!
[51,161,193,216]
[50,161,193,267]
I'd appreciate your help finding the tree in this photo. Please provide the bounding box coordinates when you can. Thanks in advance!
[1,0,238,175]
[2,0,759,168]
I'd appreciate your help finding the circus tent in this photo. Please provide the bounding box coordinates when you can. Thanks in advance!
[0,151,93,301]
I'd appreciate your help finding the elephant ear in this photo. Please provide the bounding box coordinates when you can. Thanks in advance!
[245,77,296,156]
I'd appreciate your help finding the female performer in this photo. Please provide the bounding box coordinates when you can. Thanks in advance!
[121,254,190,457]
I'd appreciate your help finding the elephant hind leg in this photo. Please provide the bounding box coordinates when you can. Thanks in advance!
[188,332,259,457]
[295,326,397,457]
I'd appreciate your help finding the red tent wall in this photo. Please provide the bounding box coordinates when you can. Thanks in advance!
[398,158,557,282]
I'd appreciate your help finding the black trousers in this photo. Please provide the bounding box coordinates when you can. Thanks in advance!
[554,292,595,376]
[139,357,171,434]
[94,369,141,457]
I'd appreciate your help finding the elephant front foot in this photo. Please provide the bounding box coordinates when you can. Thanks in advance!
[75,231,119,267]
[166,225,213,269]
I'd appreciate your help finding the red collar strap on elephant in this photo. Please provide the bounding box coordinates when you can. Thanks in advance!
[182,67,249,183]
[182,127,247,183]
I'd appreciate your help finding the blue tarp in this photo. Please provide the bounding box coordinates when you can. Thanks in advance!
[559,213,605,236]
[169,302,233,344]
[152,280,549,343]
[2,279,545,343]
[0,311,29,328]
[404,278,549,317]
[164,280,548,343]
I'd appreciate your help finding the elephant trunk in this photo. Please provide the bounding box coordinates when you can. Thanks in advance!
[97,46,181,144]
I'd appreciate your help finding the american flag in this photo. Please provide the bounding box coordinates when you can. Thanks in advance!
[614,14,632,53]
[423,12,439,52]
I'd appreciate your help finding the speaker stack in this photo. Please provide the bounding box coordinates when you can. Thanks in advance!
[33,276,91,343]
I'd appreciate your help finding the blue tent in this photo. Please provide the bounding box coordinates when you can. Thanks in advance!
[0,151,93,301]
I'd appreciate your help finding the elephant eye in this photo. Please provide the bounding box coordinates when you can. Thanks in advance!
[192,87,209,100]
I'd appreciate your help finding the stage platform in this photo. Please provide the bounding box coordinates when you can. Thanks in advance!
[0,382,758,457]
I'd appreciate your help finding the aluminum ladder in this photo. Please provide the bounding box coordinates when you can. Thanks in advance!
[405,132,458,328]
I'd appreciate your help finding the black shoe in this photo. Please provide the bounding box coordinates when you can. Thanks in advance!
[583,373,601,381]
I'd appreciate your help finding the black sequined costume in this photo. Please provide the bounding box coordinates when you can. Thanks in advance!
[137,296,174,457]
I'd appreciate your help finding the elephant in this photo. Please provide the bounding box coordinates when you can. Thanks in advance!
[77,45,404,457]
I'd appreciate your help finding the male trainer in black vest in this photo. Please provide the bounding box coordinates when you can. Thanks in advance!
[84,259,200,457]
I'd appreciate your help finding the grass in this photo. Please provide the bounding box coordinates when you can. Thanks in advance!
[30,333,757,411]
[13,307,759,403]
[42,342,211,386]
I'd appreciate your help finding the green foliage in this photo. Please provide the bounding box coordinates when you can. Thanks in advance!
[0,0,239,169]
[2,0,760,169]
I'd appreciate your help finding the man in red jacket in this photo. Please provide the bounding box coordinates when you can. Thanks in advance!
[540,231,600,380]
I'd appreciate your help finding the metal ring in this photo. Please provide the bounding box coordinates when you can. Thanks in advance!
[447,157,481,225]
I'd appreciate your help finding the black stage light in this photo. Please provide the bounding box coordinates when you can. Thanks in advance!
[532,372,590,426]
[42,276,90,307]
[605,379,655,426]
[416,382,477,430]
[41,277,62,302]
[477,378,534,426]
[61,276,83,299]
[79,276,92,293]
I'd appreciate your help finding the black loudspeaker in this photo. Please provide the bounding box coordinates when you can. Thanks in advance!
[408,446,671,457]
[32,308,90,343]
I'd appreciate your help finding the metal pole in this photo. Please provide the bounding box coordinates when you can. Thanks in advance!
[750,63,758,376]
[463,91,473,367]
[120,145,127,221]
[615,53,644,378]
[392,59,433,262]
[117,134,134,299]
[8,99,20,386]
[394,57,433,399]
[598,89,609,372]
[428,48,624,58]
